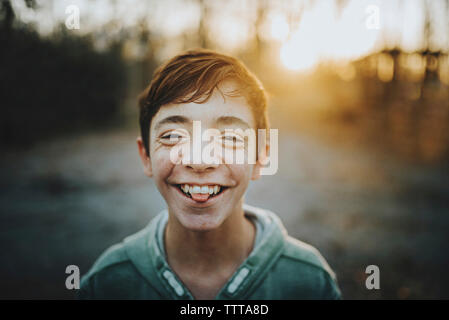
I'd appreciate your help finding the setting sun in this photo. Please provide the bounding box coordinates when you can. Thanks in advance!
[280,1,381,71]
[270,13,290,41]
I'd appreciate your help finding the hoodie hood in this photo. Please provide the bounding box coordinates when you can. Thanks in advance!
[123,204,286,300]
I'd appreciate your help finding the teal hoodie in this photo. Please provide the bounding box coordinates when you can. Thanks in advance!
[78,204,342,300]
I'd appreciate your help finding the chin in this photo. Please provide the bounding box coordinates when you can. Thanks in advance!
[174,209,227,232]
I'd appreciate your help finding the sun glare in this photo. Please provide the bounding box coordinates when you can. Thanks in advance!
[270,13,290,41]
[280,1,381,72]
[280,32,319,71]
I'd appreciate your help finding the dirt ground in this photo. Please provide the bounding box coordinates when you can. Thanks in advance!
[1,114,448,299]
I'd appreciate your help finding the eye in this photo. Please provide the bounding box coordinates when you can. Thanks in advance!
[161,133,182,140]
[159,131,189,145]
[224,135,237,142]
[221,133,245,148]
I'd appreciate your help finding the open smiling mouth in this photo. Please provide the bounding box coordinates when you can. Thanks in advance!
[175,184,228,203]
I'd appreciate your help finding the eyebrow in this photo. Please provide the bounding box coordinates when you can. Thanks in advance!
[154,115,190,131]
[153,115,251,132]
[216,116,250,129]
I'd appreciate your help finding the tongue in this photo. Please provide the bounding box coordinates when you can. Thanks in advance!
[190,193,210,202]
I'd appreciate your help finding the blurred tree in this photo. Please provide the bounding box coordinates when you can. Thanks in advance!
[197,0,210,48]
[253,0,268,65]
[0,0,36,28]
[0,0,14,30]
[335,0,349,18]
[137,19,157,89]
[0,4,127,147]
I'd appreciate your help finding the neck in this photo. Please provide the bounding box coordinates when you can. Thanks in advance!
[165,205,256,273]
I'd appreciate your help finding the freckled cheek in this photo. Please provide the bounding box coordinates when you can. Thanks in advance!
[151,149,176,185]
[228,163,253,187]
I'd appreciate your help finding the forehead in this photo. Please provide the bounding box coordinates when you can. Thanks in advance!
[151,81,255,133]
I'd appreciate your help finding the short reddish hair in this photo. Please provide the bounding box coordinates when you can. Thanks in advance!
[138,48,269,156]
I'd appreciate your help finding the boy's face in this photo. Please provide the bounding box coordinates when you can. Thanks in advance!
[137,81,264,231]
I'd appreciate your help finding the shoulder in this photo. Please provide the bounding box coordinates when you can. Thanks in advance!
[282,236,336,277]
[78,241,143,299]
[270,236,342,299]
[78,216,163,299]
[77,213,170,299]
[243,204,342,299]
[81,242,131,282]
[77,214,168,300]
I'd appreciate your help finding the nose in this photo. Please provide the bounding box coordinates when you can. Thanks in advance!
[186,161,219,173]
[183,134,221,172]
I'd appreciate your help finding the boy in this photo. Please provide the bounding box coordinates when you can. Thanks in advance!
[78,49,342,300]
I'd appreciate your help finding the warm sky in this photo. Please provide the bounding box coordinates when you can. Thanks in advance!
[12,0,449,70]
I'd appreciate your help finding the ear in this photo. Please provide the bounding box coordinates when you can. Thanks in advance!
[136,137,153,177]
[251,142,270,181]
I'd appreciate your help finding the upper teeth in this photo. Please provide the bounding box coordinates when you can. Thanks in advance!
[181,184,221,195]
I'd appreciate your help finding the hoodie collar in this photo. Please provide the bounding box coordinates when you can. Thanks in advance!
[123,204,286,300]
